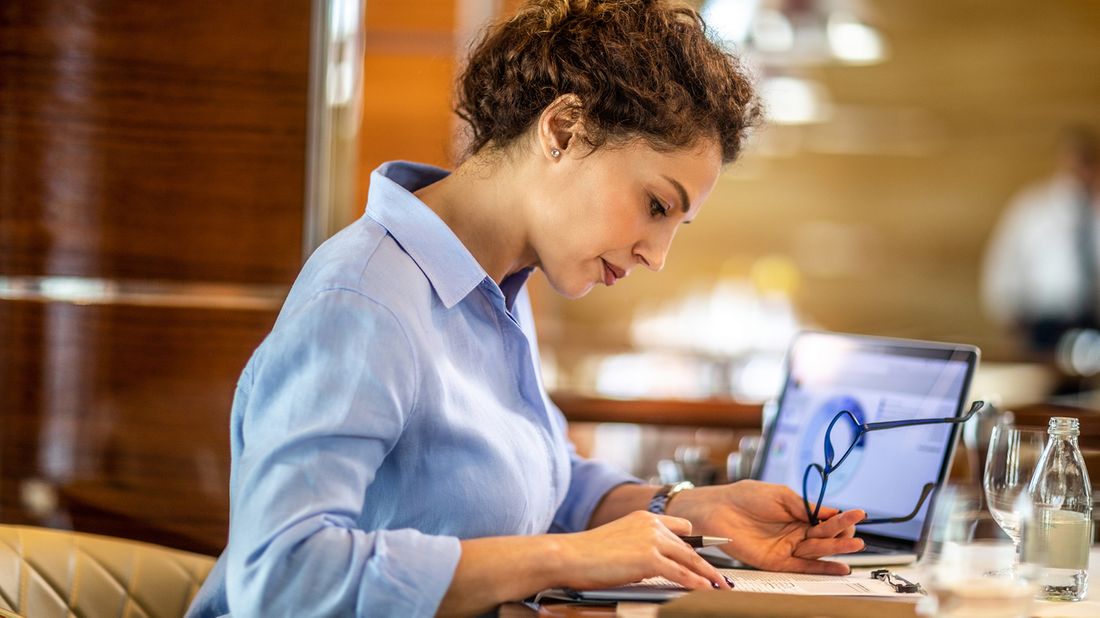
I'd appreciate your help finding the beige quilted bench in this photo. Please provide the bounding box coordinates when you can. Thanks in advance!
[0,525,215,618]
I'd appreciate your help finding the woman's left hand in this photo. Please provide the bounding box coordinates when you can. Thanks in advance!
[666,480,866,575]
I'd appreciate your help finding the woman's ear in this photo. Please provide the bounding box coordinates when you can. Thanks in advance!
[537,94,585,160]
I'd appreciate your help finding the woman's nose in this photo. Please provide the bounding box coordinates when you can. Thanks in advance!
[634,229,676,272]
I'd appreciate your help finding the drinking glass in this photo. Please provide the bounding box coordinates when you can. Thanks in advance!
[983,425,1047,555]
[916,484,1042,618]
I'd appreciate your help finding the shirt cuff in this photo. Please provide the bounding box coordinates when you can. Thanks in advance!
[357,529,462,616]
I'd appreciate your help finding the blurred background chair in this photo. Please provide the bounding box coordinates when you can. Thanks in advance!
[0,525,214,618]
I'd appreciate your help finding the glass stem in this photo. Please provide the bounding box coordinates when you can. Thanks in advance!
[1011,539,1022,576]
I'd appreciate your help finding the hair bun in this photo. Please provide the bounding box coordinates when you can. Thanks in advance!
[456,0,761,163]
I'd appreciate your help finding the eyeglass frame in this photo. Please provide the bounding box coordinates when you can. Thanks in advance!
[870,569,923,594]
[802,400,986,526]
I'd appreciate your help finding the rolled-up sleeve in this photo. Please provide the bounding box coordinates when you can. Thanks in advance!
[225,288,460,617]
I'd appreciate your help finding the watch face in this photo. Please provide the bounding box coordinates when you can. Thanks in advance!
[648,482,694,514]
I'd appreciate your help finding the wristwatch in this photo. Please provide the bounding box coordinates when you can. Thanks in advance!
[647,481,694,515]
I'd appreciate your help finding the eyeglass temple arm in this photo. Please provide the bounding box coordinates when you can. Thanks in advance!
[859,400,986,433]
[831,400,984,471]
[860,482,937,525]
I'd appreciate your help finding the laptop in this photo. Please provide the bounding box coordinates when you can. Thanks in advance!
[752,331,980,566]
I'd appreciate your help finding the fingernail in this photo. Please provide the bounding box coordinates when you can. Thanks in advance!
[724,575,735,589]
[712,581,720,589]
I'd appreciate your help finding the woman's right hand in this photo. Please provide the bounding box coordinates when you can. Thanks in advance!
[552,510,731,591]
[441,511,729,615]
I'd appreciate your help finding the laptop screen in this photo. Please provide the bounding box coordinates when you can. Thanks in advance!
[756,332,978,543]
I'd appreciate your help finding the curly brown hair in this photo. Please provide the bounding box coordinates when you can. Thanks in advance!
[456,0,761,164]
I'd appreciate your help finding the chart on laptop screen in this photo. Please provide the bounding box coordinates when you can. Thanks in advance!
[759,341,971,541]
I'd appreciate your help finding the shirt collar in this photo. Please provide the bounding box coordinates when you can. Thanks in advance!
[365,161,507,309]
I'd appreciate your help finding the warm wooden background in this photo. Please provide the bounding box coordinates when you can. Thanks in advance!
[0,0,308,284]
[353,0,1100,367]
[3,0,1100,557]
[0,0,311,554]
[552,0,1100,365]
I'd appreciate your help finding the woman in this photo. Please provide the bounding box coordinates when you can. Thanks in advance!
[188,1,865,615]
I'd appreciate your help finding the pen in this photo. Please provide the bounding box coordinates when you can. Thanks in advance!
[678,535,731,548]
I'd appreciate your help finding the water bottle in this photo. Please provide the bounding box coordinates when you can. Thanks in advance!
[1024,417,1093,601]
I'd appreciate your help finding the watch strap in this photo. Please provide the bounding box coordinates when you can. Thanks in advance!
[647,481,694,515]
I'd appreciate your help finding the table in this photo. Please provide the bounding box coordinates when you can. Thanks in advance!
[501,546,1100,617]
[886,546,1100,618]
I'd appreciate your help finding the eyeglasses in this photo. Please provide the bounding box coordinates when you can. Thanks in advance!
[802,400,985,526]
[870,569,922,594]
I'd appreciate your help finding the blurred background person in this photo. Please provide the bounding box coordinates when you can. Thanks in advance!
[981,127,1100,360]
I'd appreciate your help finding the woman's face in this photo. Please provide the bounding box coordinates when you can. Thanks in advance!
[529,138,723,299]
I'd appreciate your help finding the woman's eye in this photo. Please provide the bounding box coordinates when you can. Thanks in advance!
[649,198,669,217]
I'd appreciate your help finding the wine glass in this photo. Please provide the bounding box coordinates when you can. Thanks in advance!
[916,484,1042,618]
[983,424,1046,555]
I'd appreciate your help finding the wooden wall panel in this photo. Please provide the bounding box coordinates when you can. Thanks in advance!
[359,54,456,182]
[0,300,276,555]
[355,0,458,212]
[367,0,455,33]
[0,0,310,554]
[0,0,309,283]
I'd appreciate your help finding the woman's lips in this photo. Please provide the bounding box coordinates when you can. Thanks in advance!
[601,259,623,286]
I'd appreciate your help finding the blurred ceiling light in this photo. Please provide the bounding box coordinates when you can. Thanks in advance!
[701,0,761,46]
[827,12,887,65]
[760,76,831,124]
[751,9,794,53]
[702,0,886,67]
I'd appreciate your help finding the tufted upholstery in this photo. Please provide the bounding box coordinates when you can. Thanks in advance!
[0,525,215,618]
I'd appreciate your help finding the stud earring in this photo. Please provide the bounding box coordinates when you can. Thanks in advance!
[550,148,561,158]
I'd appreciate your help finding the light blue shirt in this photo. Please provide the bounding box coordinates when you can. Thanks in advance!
[188,161,638,617]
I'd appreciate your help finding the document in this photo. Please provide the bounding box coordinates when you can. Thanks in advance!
[553,568,914,602]
[718,569,905,595]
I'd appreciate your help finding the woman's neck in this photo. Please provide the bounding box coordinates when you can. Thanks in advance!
[414,152,538,285]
